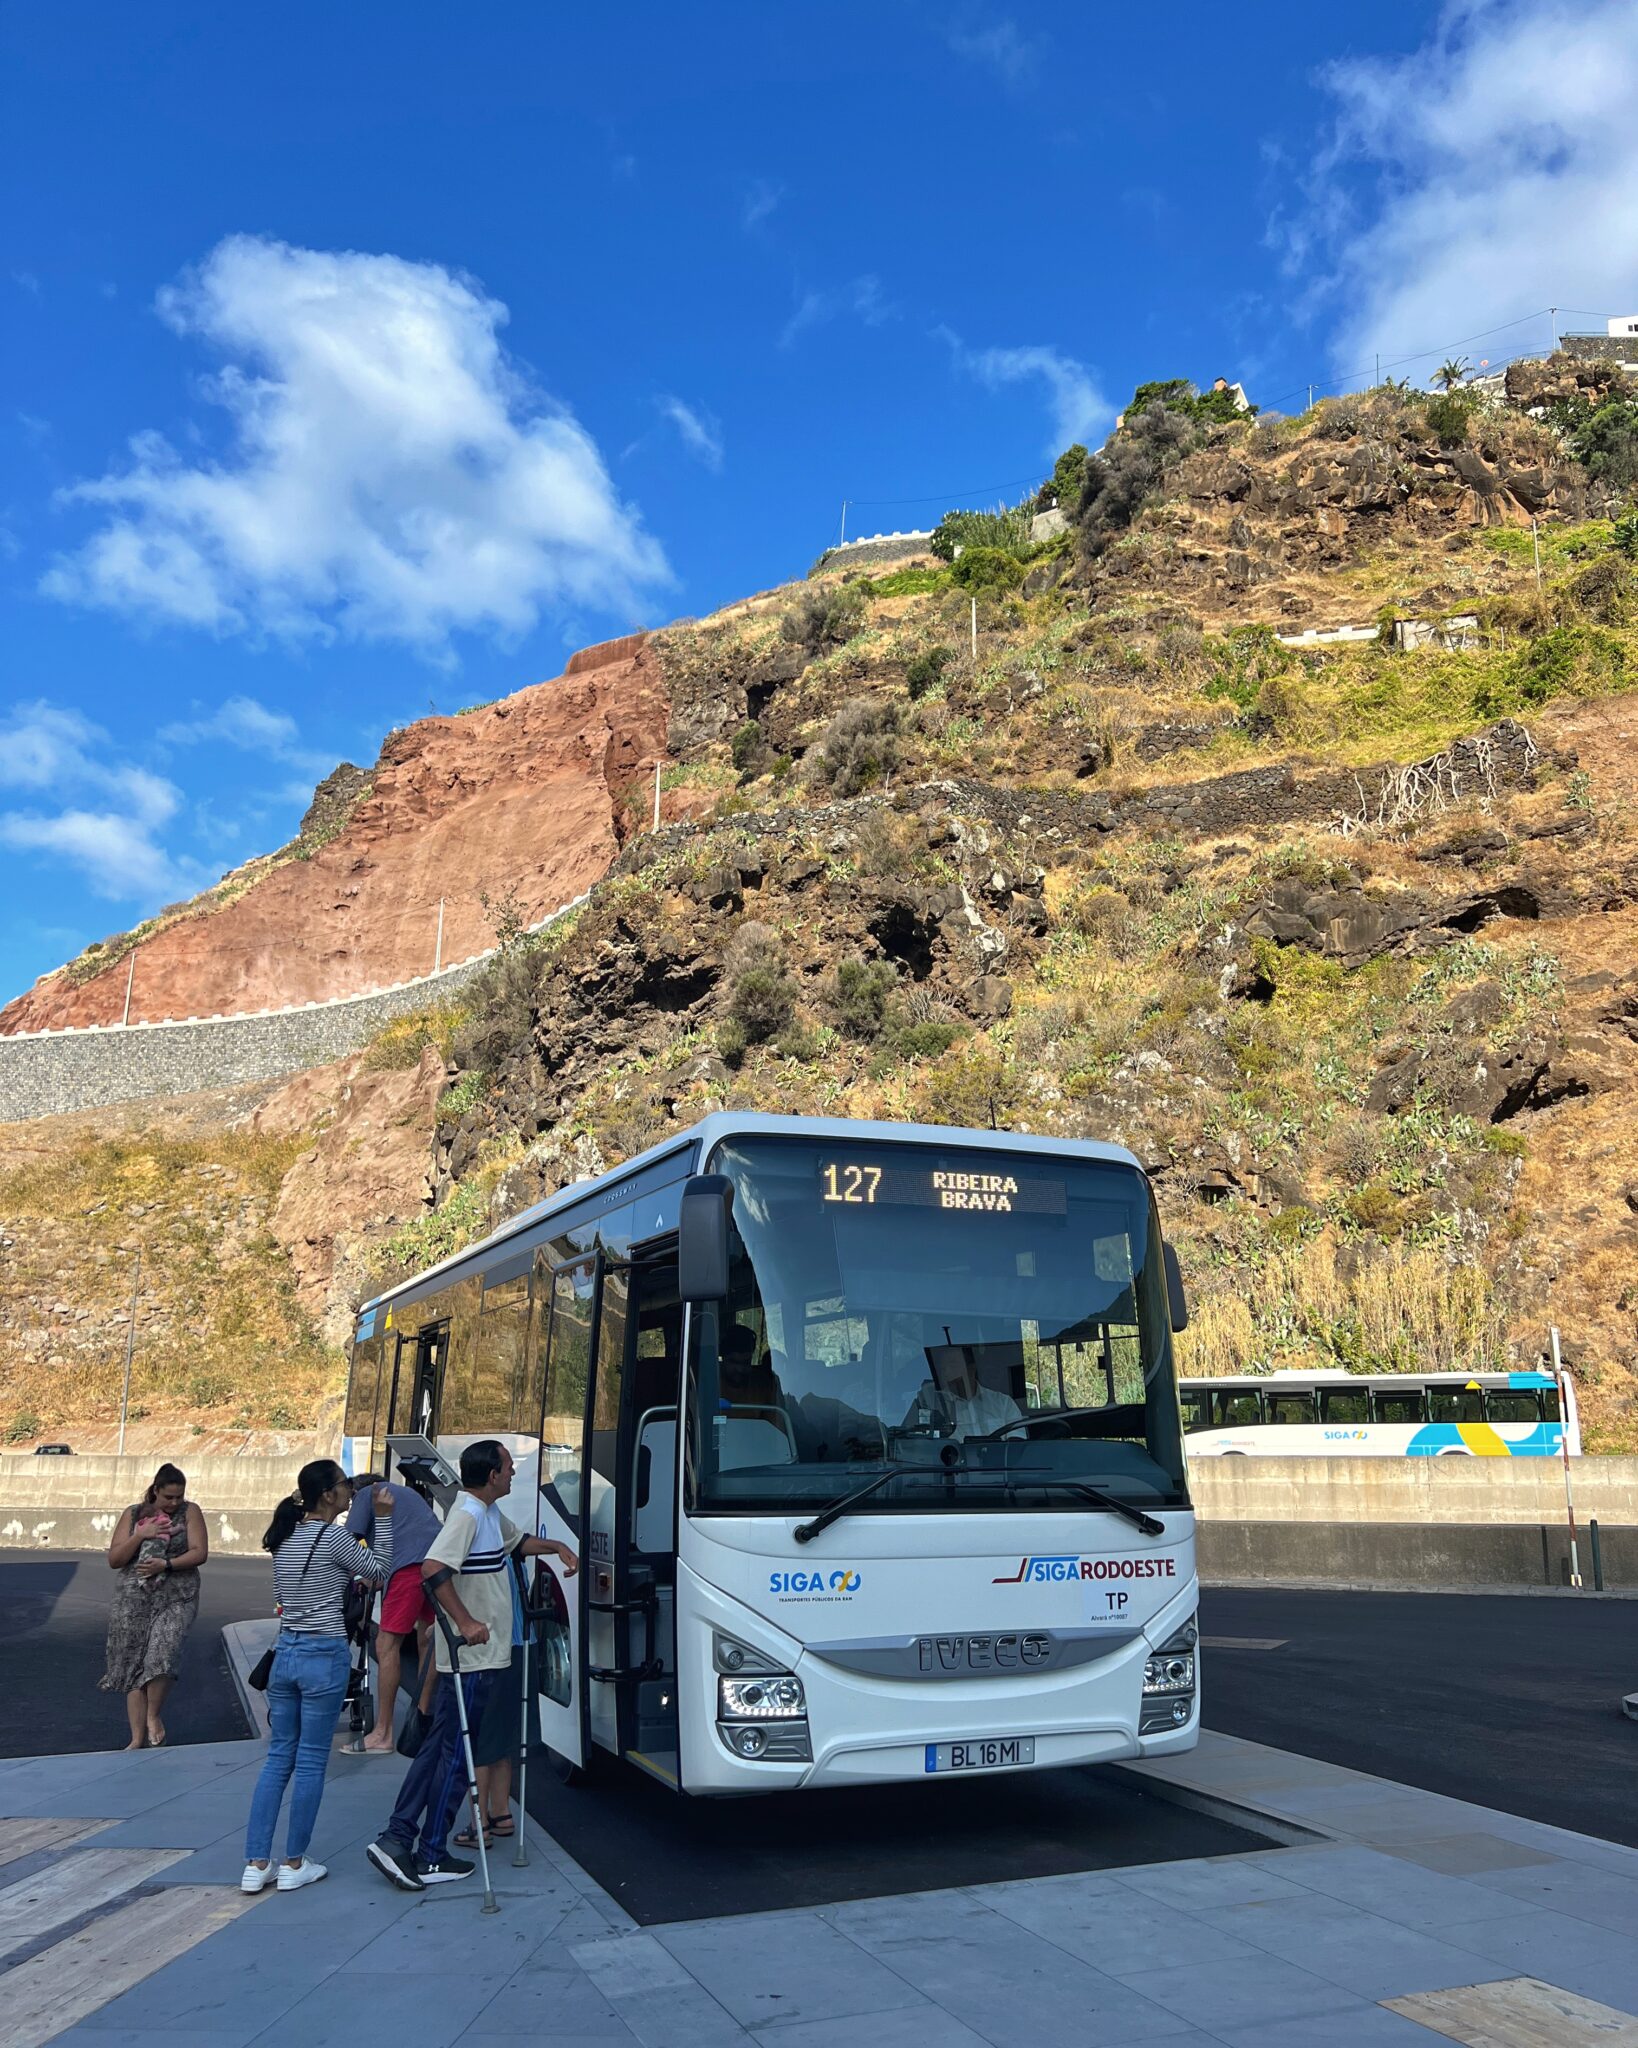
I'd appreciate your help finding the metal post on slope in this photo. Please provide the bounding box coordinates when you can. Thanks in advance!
[1551,1326,1583,1587]
[970,595,978,662]
[117,1250,142,1458]
[839,500,848,547]
[1532,520,1542,591]
[122,951,136,1027]
[434,899,445,975]
[653,762,662,832]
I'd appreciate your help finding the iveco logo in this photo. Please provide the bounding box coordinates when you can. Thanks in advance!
[915,1633,1053,1673]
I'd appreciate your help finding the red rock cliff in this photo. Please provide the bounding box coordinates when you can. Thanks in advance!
[1,637,668,1032]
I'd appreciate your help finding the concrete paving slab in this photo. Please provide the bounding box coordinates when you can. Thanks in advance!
[1118,1951,1365,2032]
[1212,2007,1448,2047]
[654,1909,930,2030]
[745,2006,994,2048]
[983,1874,1254,1973]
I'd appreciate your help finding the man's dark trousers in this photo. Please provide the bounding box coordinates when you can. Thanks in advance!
[379,1669,496,1862]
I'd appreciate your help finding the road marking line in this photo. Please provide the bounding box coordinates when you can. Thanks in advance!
[0,1883,263,2048]
[0,1818,114,1869]
[1386,1975,1638,2043]
[0,1847,190,1961]
[1200,1636,1289,1650]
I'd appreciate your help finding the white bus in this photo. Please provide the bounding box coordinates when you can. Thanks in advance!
[1180,1369,1579,1458]
[343,1113,1199,1795]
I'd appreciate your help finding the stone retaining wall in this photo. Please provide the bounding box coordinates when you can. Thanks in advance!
[0,891,589,1123]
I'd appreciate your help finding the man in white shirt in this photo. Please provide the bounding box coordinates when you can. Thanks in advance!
[368,1440,575,1891]
[903,1345,1024,1440]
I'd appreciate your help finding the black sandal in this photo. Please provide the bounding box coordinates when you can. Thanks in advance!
[454,1823,492,1850]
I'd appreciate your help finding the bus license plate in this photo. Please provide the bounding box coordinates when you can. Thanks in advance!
[925,1736,1035,1773]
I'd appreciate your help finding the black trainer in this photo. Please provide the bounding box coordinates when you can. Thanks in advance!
[367,1837,425,1892]
[416,1850,474,1884]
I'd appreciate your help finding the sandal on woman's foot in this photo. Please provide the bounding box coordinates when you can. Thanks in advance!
[486,1814,515,1837]
[454,1824,491,1850]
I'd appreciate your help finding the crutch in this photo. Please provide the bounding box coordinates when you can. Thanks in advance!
[343,1579,377,1752]
[433,1608,499,1913]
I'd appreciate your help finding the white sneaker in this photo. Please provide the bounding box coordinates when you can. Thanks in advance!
[240,1862,273,1893]
[276,1859,327,1891]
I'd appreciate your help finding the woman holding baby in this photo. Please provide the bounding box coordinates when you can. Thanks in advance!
[101,1461,209,1747]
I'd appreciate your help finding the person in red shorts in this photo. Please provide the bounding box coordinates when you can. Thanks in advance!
[346,1474,444,1752]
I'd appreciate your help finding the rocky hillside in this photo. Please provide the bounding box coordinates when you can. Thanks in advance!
[0,634,669,1032]
[4,369,1638,1451]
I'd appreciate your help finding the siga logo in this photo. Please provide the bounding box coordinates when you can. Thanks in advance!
[994,1555,1177,1584]
[769,1567,863,1597]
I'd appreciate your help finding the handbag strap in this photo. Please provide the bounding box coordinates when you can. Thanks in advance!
[277,1521,328,1631]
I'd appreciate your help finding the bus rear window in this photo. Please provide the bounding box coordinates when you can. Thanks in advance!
[1179,1390,1210,1434]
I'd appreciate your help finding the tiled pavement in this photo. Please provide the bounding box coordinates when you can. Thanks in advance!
[3,1727,1638,2048]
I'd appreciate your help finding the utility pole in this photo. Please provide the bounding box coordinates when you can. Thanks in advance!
[1307,384,1314,412]
[839,500,848,547]
[433,898,445,974]
[1552,1327,1582,1587]
[1550,306,1558,350]
[970,595,978,662]
[653,761,662,831]
[117,1250,142,1458]
[1374,352,1380,387]
[1532,519,1542,590]
[121,950,136,1027]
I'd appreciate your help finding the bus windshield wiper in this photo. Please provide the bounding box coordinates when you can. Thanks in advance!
[793,1464,914,1545]
[998,1471,1166,1538]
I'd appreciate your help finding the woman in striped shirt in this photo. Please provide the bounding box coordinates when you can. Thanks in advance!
[242,1460,394,1894]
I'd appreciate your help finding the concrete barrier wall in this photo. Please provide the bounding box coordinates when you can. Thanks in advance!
[0,1454,312,1556]
[5,1452,1635,1580]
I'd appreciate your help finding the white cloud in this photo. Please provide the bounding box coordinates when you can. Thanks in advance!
[780,274,893,349]
[1291,0,1638,383]
[41,236,671,658]
[0,700,201,902]
[948,19,1042,86]
[743,179,784,231]
[657,396,724,472]
[948,338,1112,459]
[157,692,332,777]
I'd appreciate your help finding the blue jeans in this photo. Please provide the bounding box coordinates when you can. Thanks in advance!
[245,1633,351,1862]
[380,1669,494,1864]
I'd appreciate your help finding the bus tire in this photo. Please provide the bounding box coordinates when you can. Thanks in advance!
[1436,1447,1472,1456]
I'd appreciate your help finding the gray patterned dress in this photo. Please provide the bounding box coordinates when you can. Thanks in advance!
[100,1502,202,1692]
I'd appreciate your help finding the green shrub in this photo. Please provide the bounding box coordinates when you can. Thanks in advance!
[1613,510,1638,560]
[781,581,867,652]
[437,1070,489,1122]
[865,564,949,597]
[929,505,1033,562]
[1424,391,1475,447]
[906,645,954,699]
[830,957,898,1038]
[724,929,797,1051]
[811,697,900,796]
[891,1018,966,1061]
[950,546,1024,593]
[5,1410,42,1445]
[1562,395,1638,490]
[1038,443,1088,512]
[731,720,763,772]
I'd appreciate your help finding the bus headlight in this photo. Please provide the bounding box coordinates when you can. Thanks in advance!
[1140,1617,1198,1735]
[719,1675,806,1719]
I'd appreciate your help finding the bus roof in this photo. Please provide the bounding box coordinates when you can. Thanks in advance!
[1180,1370,1556,1388]
[357,1111,1145,1319]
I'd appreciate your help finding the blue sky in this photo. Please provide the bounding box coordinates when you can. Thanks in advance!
[4,0,1636,1001]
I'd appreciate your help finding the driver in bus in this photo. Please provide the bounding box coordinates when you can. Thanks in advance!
[717,1320,782,1413]
[903,1341,1024,1440]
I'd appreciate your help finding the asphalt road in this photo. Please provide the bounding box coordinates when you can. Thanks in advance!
[1199,1584,1638,1848]
[0,1552,266,1757]
[3,1556,1632,1859]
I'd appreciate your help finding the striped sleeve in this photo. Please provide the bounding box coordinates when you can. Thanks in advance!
[329,1516,393,1586]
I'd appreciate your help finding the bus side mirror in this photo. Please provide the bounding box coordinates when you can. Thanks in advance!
[1162,1243,1189,1334]
[679,1174,734,1302]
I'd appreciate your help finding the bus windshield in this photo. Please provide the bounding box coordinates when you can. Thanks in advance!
[686,1135,1188,1515]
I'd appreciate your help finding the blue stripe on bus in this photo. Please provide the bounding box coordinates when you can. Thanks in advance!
[1405,1422,1560,1457]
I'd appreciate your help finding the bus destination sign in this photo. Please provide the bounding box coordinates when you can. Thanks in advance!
[819,1159,1067,1216]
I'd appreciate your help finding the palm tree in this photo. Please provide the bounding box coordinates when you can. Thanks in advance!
[1434,357,1470,392]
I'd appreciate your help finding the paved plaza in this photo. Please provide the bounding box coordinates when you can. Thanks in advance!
[4,1711,1638,2048]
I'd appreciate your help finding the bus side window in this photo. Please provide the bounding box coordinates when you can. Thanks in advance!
[1179,1390,1210,1434]
[1372,1389,1426,1425]
[1540,1386,1561,1424]
[1428,1387,1483,1424]
[1212,1390,1263,1428]
[1485,1389,1543,1425]
[1266,1393,1316,1426]
[1320,1389,1368,1425]
[541,1261,596,1514]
